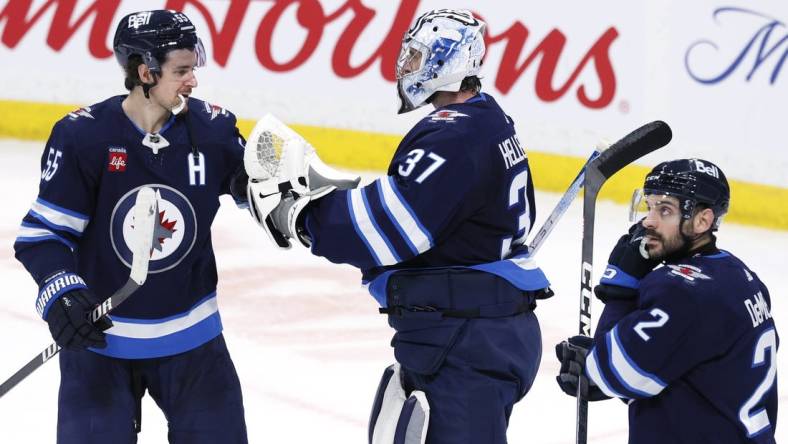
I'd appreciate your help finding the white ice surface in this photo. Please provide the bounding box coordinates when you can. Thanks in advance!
[0,139,784,443]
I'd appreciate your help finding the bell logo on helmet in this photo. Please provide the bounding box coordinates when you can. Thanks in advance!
[693,159,719,178]
[128,12,152,29]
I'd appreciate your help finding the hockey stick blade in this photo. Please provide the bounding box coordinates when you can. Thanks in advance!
[0,187,157,399]
[589,120,672,182]
[89,187,157,322]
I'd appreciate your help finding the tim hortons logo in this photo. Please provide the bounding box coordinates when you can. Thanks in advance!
[0,0,619,109]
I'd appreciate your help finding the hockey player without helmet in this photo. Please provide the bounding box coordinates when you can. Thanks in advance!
[633,158,730,230]
[113,10,206,72]
[396,9,486,114]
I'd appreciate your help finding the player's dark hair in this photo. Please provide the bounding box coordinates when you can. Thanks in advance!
[123,54,163,91]
[460,75,482,94]
[694,203,710,213]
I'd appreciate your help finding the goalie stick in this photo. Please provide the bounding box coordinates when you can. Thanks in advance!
[0,186,158,399]
[575,121,673,444]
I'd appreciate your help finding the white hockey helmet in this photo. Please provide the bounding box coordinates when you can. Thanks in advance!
[396,9,486,114]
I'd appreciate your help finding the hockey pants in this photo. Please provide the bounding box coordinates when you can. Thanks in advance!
[56,334,247,444]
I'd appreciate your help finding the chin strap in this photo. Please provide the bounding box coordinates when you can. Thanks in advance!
[141,71,160,99]
[142,81,156,99]
[180,101,200,159]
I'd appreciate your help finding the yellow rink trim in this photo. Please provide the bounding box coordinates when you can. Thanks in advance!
[2,99,786,230]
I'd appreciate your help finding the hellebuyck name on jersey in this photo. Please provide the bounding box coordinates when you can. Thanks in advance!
[14,95,246,359]
[303,93,549,306]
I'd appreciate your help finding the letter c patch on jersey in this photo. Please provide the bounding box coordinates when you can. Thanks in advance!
[110,185,197,273]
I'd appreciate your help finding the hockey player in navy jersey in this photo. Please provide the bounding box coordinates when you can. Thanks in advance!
[555,158,778,443]
[245,9,551,444]
[14,10,250,443]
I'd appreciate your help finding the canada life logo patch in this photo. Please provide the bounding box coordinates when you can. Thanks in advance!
[107,147,127,172]
[110,185,197,273]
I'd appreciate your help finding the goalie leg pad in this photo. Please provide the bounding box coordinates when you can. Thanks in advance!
[369,363,429,444]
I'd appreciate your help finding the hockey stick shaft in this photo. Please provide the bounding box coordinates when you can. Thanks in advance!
[0,187,157,399]
[527,150,602,257]
[0,279,142,398]
[575,121,672,444]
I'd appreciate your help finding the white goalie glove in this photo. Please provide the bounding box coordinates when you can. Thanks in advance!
[244,114,360,249]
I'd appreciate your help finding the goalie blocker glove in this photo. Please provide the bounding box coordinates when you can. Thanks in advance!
[37,270,112,350]
[595,222,660,303]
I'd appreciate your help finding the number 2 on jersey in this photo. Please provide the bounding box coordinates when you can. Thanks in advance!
[633,308,670,341]
[739,328,777,437]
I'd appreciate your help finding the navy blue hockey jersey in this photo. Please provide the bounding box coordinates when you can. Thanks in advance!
[588,251,778,443]
[14,96,246,359]
[304,93,549,304]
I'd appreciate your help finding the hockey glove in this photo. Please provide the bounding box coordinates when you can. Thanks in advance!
[269,186,336,248]
[595,222,660,303]
[37,271,112,350]
[244,114,360,249]
[229,164,250,208]
[555,335,610,402]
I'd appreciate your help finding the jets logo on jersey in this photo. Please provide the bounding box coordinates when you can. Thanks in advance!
[67,107,94,121]
[110,185,197,273]
[107,147,127,172]
[203,102,228,120]
[666,264,712,282]
[429,110,469,122]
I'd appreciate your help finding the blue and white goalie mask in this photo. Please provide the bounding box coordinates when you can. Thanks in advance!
[396,9,486,114]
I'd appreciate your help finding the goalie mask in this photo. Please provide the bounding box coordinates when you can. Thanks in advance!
[113,10,206,73]
[629,158,730,231]
[396,9,486,114]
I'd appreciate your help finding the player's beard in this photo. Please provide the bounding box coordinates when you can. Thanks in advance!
[644,226,688,262]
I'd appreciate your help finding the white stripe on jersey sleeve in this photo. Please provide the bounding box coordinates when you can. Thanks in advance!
[348,188,399,266]
[586,347,627,399]
[16,223,76,250]
[30,198,89,235]
[377,177,433,255]
[608,326,667,397]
